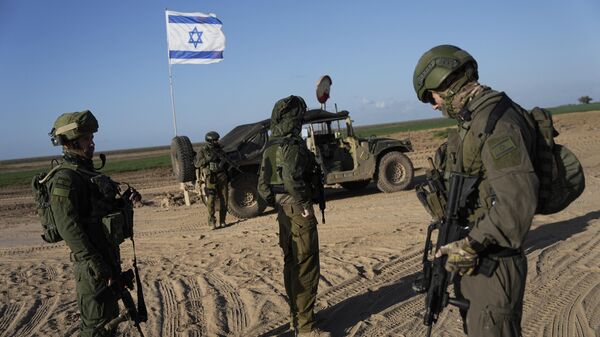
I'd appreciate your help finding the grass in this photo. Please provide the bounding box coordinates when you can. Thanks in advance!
[355,102,600,138]
[2,102,599,188]
[0,155,172,188]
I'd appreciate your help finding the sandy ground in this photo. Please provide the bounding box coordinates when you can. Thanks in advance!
[1,111,599,337]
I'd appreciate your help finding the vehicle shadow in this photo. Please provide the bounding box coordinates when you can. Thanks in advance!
[324,172,427,203]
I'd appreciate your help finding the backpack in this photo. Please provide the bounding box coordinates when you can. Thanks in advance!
[485,95,585,215]
[31,163,82,243]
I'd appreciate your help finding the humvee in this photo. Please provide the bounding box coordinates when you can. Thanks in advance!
[170,78,414,219]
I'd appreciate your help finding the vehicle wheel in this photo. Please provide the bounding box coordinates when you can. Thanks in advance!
[340,180,370,191]
[376,152,414,192]
[170,136,196,183]
[228,172,267,219]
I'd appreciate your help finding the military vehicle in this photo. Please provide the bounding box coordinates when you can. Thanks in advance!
[170,76,414,218]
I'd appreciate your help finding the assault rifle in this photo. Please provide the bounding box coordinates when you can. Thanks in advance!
[413,171,477,337]
[215,147,243,174]
[95,269,147,336]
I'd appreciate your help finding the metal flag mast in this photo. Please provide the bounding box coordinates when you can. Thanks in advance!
[165,8,178,136]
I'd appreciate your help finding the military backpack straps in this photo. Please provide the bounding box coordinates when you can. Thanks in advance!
[32,162,81,243]
[484,94,585,214]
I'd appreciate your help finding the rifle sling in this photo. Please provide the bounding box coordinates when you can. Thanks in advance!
[131,236,148,322]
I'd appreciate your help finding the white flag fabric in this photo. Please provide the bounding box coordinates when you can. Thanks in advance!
[165,10,225,65]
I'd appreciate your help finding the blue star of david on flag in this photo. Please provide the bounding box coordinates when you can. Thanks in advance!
[188,27,203,48]
[165,10,226,64]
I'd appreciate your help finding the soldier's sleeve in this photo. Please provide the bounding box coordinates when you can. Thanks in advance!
[468,121,539,249]
[50,170,111,280]
[281,144,312,208]
[257,152,275,206]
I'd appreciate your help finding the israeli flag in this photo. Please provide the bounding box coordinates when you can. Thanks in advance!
[165,10,225,65]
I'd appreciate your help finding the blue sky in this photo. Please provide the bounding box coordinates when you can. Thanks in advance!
[1,1,599,160]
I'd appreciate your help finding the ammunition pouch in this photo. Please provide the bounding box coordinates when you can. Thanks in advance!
[416,183,446,221]
[101,206,134,246]
[209,161,220,172]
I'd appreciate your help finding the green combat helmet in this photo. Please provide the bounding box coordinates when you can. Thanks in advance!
[413,45,478,103]
[270,95,307,137]
[205,131,220,143]
[49,110,98,146]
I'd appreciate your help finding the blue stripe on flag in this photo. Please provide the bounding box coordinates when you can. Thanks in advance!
[168,15,222,25]
[169,50,223,59]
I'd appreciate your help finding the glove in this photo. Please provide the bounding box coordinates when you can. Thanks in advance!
[123,187,142,203]
[435,237,478,276]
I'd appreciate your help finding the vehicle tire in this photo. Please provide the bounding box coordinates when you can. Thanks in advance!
[376,151,414,192]
[340,180,370,191]
[170,136,196,183]
[228,172,267,219]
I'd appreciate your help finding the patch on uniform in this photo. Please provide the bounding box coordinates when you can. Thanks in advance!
[489,136,517,160]
[487,135,522,169]
[52,187,70,197]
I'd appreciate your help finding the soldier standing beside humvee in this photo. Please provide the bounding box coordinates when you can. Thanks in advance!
[258,95,330,337]
[194,131,229,229]
[413,45,538,337]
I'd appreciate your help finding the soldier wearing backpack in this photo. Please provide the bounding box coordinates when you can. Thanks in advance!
[41,110,143,336]
[413,45,539,337]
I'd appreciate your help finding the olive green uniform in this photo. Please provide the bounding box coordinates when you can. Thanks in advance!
[49,153,124,337]
[195,143,229,227]
[444,88,538,336]
[257,96,322,334]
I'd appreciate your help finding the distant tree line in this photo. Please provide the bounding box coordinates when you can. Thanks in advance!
[578,96,593,104]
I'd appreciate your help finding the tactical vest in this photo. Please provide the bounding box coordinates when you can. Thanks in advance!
[263,138,295,189]
[263,137,321,199]
[33,162,133,249]
[442,91,527,223]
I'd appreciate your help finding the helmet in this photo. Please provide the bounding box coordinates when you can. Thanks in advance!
[413,45,478,103]
[49,110,98,146]
[270,95,307,137]
[205,131,220,142]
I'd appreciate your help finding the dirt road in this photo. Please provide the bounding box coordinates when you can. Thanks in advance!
[1,111,598,337]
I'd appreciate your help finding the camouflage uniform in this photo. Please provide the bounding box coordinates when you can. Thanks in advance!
[257,96,324,335]
[47,111,135,337]
[414,45,538,336]
[195,141,229,228]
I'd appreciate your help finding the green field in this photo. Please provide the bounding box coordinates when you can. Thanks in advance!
[0,155,172,188]
[2,102,598,188]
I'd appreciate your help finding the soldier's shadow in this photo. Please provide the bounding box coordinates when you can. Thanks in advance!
[260,209,600,337]
[524,209,600,252]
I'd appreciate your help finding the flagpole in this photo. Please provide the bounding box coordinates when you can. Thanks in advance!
[165,9,178,136]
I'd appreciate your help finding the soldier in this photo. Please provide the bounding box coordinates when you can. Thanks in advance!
[47,110,141,336]
[195,131,229,229]
[413,45,539,337]
[257,95,330,337]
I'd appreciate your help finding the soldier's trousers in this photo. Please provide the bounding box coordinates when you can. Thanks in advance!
[75,261,119,337]
[206,172,228,225]
[277,203,320,333]
[461,252,527,337]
